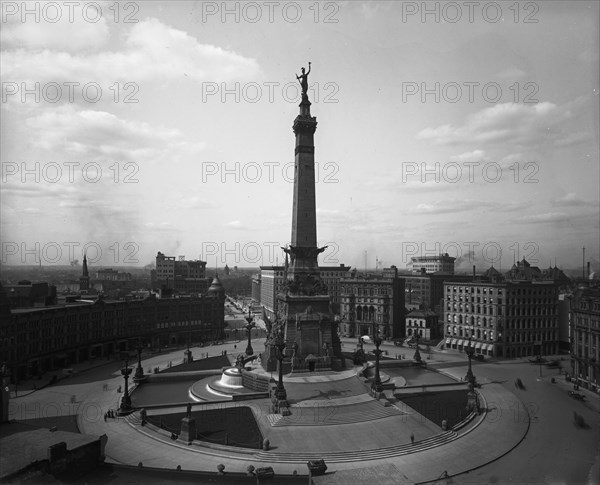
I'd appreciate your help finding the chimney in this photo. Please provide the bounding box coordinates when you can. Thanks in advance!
[472,265,476,280]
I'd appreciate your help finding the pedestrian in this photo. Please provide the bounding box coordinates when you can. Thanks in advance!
[410,433,415,444]
[104,413,107,422]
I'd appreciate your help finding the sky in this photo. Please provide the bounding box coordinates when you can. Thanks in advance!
[1,0,599,273]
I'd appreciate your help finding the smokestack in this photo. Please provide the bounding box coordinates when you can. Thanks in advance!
[582,247,585,279]
[473,265,476,281]
[588,262,591,279]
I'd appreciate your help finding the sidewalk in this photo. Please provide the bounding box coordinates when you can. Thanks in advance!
[74,360,530,483]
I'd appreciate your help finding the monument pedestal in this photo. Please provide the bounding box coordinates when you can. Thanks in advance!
[180,416,196,445]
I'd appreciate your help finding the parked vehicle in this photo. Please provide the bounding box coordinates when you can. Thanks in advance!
[568,391,586,401]
[474,354,485,361]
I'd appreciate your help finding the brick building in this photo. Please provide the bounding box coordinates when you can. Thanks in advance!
[0,281,225,381]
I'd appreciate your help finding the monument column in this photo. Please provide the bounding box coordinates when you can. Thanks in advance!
[261,63,343,376]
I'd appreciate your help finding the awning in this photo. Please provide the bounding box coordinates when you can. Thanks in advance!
[486,344,494,352]
[457,340,465,347]
[474,342,483,350]
[451,339,458,345]
[445,338,451,345]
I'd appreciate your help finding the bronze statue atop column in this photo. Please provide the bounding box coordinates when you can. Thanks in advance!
[296,62,312,103]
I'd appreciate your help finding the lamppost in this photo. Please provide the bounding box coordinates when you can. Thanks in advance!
[465,338,476,389]
[413,332,422,363]
[371,323,383,394]
[118,352,133,415]
[274,328,288,404]
[245,309,256,356]
[134,338,144,380]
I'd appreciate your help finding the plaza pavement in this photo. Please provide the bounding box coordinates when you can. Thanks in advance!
[71,354,530,483]
[8,342,598,483]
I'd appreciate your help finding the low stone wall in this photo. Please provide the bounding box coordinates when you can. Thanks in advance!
[143,369,222,383]
[241,371,270,393]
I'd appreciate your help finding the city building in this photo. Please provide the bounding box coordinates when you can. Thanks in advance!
[570,285,600,393]
[339,274,405,339]
[403,273,472,313]
[251,273,261,302]
[405,309,440,341]
[0,281,225,381]
[95,269,133,281]
[259,266,285,321]
[3,281,57,309]
[443,269,560,358]
[153,252,208,294]
[409,253,455,275]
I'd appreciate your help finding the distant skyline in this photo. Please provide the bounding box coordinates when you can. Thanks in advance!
[1,1,598,272]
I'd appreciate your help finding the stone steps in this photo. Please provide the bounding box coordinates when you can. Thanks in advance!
[266,400,404,427]
[254,430,458,463]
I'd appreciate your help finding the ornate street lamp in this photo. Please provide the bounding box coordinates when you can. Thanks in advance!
[245,309,256,356]
[413,332,422,363]
[118,352,133,415]
[465,338,476,389]
[134,338,144,380]
[274,328,288,403]
[371,323,383,394]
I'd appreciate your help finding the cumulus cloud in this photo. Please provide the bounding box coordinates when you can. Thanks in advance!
[552,193,597,207]
[409,199,529,215]
[416,100,588,148]
[1,1,110,51]
[24,104,205,162]
[1,17,262,86]
[516,212,571,224]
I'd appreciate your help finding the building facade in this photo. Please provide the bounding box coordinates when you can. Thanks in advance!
[339,276,405,339]
[259,266,285,321]
[251,273,261,302]
[154,252,208,294]
[403,273,472,313]
[570,286,600,393]
[0,283,225,381]
[95,269,132,281]
[406,309,439,341]
[443,278,560,358]
[409,253,455,274]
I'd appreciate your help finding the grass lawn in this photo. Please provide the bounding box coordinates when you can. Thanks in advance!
[158,354,231,373]
[396,389,471,428]
[148,406,263,449]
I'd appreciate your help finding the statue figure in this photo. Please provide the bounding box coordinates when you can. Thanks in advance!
[186,403,192,418]
[296,62,311,102]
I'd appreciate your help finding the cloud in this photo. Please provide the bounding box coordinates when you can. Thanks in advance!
[1,1,110,51]
[165,195,218,210]
[1,18,262,86]
[409,199,529,215]
[496,67,527,80]
[24,105,205,162]
[515,212,571,224]
[449,150,488,164]
[416,100,587,148]
[552,193,597,208]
